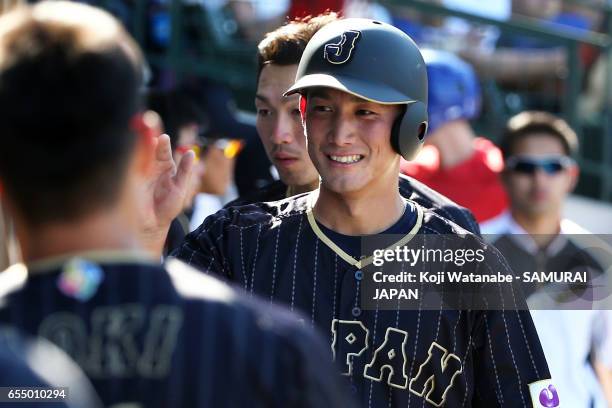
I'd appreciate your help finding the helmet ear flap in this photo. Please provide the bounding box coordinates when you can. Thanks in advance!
[299,94,307,122]
[393,101,428,161]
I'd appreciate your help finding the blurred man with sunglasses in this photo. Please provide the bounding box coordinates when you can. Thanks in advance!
[148,90,207,253]
[189,135,243,230]
[148,90,243,253]
[491,111,612,408]
[493,111,579,236]
[148,90,206,213]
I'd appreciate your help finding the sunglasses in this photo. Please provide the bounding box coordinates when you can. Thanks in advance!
[505,156,574,175]
[202,138,244,159]
[175,144,202,161]
[176,138,244,161]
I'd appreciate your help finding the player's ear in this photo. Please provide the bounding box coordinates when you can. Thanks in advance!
[129,110,161,176]
[299,94,307,123]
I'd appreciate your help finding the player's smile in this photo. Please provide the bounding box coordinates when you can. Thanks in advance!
[304,87,401,194]
[327,154,364,166]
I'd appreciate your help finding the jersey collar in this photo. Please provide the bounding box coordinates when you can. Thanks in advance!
[305,189,423,269]
[25,250,158,274]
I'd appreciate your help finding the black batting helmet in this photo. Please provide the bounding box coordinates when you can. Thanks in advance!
[284,18,428,160]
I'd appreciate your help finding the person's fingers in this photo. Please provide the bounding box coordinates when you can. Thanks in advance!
[150,132,159,150]
[156,133,172,162]
[141,110,162,134]
[174,150,195,191]
[153,133,177,178]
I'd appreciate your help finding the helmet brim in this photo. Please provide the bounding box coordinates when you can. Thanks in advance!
[283,74,416,105]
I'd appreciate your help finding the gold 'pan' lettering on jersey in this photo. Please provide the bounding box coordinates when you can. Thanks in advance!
[331,319,462,405]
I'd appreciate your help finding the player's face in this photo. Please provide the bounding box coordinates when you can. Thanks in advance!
[304,88,401,195]
[503,134,577,216]
[255,64,319,188]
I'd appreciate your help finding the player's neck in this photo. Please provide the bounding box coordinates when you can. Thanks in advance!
[511,209,562,247]
[14,209,142,264]
[313,182,405,236]
[429,121,475,169]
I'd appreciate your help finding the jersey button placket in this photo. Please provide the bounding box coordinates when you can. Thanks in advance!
[352,267,362,317]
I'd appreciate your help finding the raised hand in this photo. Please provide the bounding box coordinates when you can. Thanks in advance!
[136,112,194,256]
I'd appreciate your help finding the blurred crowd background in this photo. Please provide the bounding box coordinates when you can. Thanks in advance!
[90,2,612,183]
[85,2,612,211]
[0,0,610,258]
[0,1,611,405]
[1,0,612,266]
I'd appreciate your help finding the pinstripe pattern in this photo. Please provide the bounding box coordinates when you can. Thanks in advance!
[176,191,550,407]
[225,175,481,236]
[0,257,354,407]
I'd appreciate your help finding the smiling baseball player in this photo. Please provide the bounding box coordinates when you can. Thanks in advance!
[225,13,481,236]
[173,18,555,408]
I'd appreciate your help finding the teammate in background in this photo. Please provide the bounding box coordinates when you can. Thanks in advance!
[400,50,508,230]
[0,3,353,407]
[491,111,612,407]
[171,18,552,407]
[227,13,480,234]
[491,111,581,236]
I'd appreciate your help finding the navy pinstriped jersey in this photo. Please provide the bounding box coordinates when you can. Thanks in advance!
[174,191,551,407]
[0,347,73,408]
[0,330,102,408]
[0,256,354,408]
[225,174,481,235]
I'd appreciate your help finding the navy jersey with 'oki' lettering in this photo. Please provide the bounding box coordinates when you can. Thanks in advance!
[0,256,354,408]
[174,191,552,408]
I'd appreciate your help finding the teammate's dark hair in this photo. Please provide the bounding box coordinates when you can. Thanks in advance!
[256,12,339,81]
[0,2,145,226]
[500,111,579,158]
[147,90,203,150]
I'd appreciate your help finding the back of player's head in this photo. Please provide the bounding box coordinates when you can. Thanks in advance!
[500,111,578,158]
[422,49,481,133]
[284,18,428,160]
[256,12,339,81]
[0,1,145,226]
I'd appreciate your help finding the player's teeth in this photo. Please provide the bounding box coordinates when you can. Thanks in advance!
[330,155,361,164]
